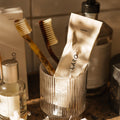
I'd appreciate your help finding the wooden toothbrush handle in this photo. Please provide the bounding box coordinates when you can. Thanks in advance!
[47,46,59,63]
[23,35,55,75]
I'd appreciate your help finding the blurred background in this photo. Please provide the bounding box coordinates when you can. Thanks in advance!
[0,0,120,74]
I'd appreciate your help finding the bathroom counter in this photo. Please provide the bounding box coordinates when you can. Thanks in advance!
[27,94,119,120]
[27,73,119,120]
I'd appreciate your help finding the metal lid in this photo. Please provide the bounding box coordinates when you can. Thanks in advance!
[2,52,19,83]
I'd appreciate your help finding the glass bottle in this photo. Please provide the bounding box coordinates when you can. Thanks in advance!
[82,0,113,96]
[0,53,27,119]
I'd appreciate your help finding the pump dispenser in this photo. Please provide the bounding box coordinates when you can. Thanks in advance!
[82,0,113,96]
[0,53,27,119]
[82,0,100,13]
[82,0,100,19]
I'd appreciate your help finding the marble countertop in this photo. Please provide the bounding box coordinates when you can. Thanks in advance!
[27,92,119,120]
[27,73,120,120]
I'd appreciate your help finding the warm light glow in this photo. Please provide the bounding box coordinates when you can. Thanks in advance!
[2,86,6,90]
[10,111,24,120]
[43,116,49,120]
[81,118,87,120]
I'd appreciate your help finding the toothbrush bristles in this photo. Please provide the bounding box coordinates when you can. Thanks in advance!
[39,18,59,63]
[15,19,32,36]
[15,19,55,75]
[40,18,58,46]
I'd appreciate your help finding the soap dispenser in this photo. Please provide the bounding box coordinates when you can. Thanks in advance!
[82,0,113,96]
[0,53,27,119]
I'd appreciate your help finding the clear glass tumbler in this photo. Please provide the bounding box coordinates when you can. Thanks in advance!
[40,65,87,120]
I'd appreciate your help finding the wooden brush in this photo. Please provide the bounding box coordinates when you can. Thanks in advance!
[39,18,59,63]
[15,18,55,75]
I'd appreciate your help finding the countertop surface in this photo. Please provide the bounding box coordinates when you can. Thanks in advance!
[27,94,118,120]
[27,73,119,120]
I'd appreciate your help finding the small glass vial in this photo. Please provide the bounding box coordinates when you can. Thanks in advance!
[0,53,27,119]
[82,0,113,96]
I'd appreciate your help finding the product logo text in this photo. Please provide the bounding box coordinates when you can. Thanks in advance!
[70,54,78,70]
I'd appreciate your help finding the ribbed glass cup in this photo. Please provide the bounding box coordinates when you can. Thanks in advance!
[40,65,87,120]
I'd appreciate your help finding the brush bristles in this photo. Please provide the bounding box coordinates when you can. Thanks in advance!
[15,18,32,36]
[42,18,58,46]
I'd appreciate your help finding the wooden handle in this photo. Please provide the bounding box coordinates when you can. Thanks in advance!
[23,35,55,75]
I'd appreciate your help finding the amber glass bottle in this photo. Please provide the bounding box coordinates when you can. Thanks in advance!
[82,0,113,96]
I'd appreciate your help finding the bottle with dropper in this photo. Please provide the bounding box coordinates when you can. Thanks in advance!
[0,53,27,119]
[82,0,113,96]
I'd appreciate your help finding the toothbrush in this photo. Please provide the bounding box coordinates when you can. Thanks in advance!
[14,19,55,75]
[39,18,59,63]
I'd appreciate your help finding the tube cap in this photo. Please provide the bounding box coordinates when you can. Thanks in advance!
[82,0,100,13]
